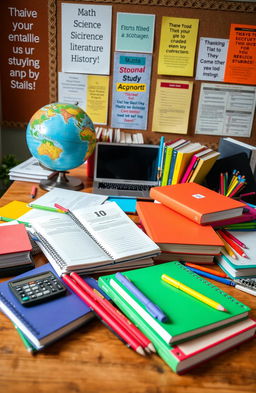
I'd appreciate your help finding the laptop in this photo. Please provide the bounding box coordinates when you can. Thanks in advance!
[92,142,159,198]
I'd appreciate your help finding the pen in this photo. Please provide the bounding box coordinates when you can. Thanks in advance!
[115,272,168,323]
[62,274,146,356]
[30,186,37,199]
[70,272,155,353]
[185,266,235,286]
[29,204,65,213]
[161,274,227,312]
[54,203,69,213]
[0,216,31,228]
[184,263,228,278]
[186,266,256,297]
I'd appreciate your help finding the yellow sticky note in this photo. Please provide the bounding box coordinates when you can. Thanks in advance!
[158,17,199,76]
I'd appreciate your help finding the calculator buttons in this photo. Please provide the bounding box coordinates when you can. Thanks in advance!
[8,271,67,307]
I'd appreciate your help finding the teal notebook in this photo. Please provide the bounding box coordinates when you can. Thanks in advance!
[98,262,250,346]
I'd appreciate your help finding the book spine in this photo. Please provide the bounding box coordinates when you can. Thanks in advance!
[181,156,197,183]
[161,148,173,186]
[167,149,178,185]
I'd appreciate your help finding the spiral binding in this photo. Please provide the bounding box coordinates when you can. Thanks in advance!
[34,231,68,270]
[178,262,248,309]
[0,292,39,336]
[67,211,115,260]
[234,278,256,291]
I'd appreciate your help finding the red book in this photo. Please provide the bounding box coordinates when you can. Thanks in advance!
[0,224,32,257]
[150,183,245,225]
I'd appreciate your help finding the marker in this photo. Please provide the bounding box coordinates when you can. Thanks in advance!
[0,216,31,228]
[30,186,37,199]
[185,266,235,286]
[161,274,227,312]
[29,204,65,213]
[115,272,168,322]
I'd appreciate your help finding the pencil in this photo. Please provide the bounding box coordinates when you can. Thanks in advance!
[220,229,247,249]
[29,204,65,213]
[216,231,237,259]
[70,272,155,353]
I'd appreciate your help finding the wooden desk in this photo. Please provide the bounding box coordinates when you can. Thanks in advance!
[0,167,255,393]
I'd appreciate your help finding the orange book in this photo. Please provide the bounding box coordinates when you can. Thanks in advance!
[150,183,245,225]
[136,202,223,255]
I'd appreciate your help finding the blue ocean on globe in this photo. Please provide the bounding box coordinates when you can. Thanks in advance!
[26,103,96,172]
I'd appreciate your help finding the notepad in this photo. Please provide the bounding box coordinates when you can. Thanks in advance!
[98,262,250,346]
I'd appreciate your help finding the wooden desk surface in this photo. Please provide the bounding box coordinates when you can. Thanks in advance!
[0,166,255,393]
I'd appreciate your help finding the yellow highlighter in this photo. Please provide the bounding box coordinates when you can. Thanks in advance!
[161,274,227,312]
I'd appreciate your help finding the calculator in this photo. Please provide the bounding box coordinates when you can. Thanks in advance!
[8,271,67,307]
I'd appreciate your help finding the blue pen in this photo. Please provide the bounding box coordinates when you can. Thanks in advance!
[186,266,235,286]
[115,272,168,323]
[157,136,165,183]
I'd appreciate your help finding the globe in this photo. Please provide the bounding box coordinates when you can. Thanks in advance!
[26,102,96,172]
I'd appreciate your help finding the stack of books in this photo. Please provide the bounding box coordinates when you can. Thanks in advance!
[0,224,35,276]
[158,137,220,187]
[9,157,56,183]
[98,261,256,374]
[0,264,95,352]
[137,182,245,264]
[95,126,144,144]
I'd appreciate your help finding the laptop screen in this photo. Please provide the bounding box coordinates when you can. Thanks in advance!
[94,143,159,182]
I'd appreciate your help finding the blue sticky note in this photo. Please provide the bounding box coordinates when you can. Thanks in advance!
[108,197,137,213]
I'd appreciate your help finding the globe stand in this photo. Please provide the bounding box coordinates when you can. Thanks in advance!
[39,171,84,191]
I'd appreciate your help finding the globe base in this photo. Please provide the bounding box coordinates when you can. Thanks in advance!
[39,171,84,191]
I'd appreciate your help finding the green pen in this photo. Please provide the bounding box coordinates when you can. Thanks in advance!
[28,204,66,213]
[0,216,31,228]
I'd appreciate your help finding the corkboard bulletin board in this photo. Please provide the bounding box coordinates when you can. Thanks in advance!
[56,0,256,150]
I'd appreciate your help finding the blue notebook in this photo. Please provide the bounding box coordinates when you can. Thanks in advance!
[0,264,95,349]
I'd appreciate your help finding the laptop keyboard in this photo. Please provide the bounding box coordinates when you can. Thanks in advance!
[98,182,151,191]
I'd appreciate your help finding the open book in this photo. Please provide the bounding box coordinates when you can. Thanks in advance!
[30,202,160,276]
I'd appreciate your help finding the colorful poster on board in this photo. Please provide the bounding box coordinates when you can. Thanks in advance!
[61,3,112,75]
[115,13,155,53]
[195,37,229,81]
[224,24,256,85]
[58,72,109,125]
[152,80,193,134]
[111,52,152,130]
[158,17,199,76]
[0,0,50,124]
[195,83,256,137]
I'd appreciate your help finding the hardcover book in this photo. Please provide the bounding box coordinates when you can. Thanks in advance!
[98,262,252,373]
[150,183,245,224]
[136,202,223,255]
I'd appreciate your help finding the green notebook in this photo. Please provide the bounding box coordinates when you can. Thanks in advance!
[99,262,250,344]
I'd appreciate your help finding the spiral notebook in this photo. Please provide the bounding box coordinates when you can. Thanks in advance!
[0,263,95,349]
[98,262,250,345]
[30,202,159,276]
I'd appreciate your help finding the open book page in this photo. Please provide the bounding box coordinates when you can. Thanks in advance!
[72,202,160,262]
[30,214,112,275]
[29,188,108,210]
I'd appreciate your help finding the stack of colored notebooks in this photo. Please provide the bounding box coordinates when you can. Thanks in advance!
[98,262,256,374]
[137,182,246,264]
[0,264,97,352]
